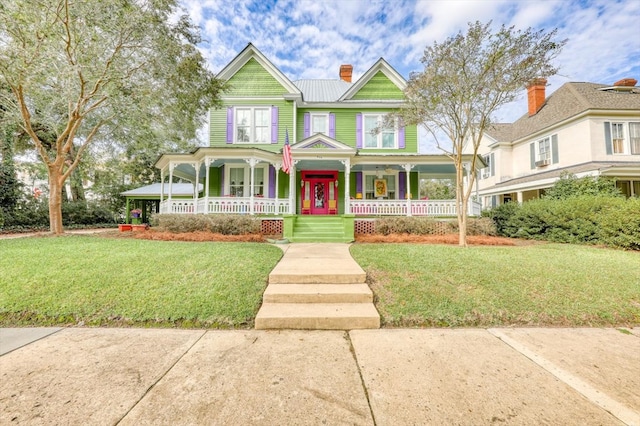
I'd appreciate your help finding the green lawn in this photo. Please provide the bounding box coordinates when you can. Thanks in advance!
[2,236,638,329]
[0,235,283,328]
[350,243,640,327]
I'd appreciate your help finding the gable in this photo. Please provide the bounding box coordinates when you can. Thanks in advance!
[350,71,404,100]
[226,58,289,96]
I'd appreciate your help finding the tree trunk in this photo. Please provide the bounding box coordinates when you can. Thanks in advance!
[456,161,468,247]
[48,170,64,234]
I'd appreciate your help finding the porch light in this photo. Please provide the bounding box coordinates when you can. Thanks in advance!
[335,180,338,187]
[385,166,393,174]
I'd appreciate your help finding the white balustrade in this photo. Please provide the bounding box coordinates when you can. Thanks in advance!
[160,198,291,215]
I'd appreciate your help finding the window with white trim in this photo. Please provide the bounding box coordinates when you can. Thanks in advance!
[363,114,396,148]
[611,123,625,154]
[630,122,640,155]
[311,113,328,135]
[225,165,269,197]
[537,137,551,162]
[481,153,494,179]
[235,107,270,143]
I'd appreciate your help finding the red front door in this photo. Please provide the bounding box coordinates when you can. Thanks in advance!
[301,171,338,215]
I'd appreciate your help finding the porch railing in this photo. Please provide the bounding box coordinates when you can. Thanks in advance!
[350,199,481,217]
[159,198,481,217]
[160,197,291,215]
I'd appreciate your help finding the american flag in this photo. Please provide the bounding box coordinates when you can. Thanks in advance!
[282,129,292,174]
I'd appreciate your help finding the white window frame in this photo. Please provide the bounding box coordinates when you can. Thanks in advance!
[481,153,494,179]
[310,113,329,135]
[224,164,270,197]
[611,122,625,154]
[537,136,551,163]
[234,107,271,144]
[628,122,640,155]
[363,172,397,199]
[363,114,397,149]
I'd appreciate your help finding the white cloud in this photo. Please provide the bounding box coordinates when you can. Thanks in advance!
[184,0,640,147]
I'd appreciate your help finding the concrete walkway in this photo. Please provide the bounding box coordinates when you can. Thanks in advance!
[1,327,639,425]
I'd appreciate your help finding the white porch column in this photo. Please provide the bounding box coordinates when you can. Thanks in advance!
[168,162,175,210]
[246,158,259,215]
[517,191,524,204]
[341,159,351,214]
[404,163,414,217]
[160,169,165,204]
[289,161,298,214]
[193,161,199,214]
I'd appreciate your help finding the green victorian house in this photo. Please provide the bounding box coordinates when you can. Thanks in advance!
[143,43,481,241]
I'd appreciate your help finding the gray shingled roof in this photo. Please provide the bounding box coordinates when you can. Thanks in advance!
[487,82,640,142]
[294,79,352,102]
[491,161,639,188]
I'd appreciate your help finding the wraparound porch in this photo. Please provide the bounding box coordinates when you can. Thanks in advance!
[158,197,482,217]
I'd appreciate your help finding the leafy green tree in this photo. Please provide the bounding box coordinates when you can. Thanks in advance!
[397,21,566,246]
[543,172,621,200]
[0,0,224,234]
[420,178,455,199]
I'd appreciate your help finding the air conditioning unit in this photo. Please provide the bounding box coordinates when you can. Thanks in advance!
[535,159,550,167]
[481,169,490,179]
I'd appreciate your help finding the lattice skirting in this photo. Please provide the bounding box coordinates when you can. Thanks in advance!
[261,219,283,235]
[354,219,453,235]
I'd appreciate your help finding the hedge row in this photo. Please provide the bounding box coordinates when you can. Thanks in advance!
[152,214,261,235]
[486,196,640,250]
[374,216,497,236]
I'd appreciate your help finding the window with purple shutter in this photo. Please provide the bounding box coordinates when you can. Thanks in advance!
[398,120,405,149]
[226,107,233,144]
[329,113,336,138]
[356,113,363,148]
[268,165,276,198]
[271,106,279,143]
[356,172,363,195]
[304,113,310,138]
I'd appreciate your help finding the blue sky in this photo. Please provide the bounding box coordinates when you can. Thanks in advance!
[182,0,640,147]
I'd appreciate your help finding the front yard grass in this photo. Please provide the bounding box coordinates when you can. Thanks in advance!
[350,243,640,327]
[0,235,283,328]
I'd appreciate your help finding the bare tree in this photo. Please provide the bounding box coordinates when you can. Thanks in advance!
[399,21,566,246]
[0,0,224,234]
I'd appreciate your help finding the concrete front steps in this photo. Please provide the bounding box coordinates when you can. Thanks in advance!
[255,243,380,330]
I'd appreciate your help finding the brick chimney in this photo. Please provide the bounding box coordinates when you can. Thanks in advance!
[340,64,353,83]
[613,78,637,87]
[527,78,547,116]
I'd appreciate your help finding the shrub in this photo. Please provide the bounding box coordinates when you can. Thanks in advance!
[374,217,454,235]
[460,217,497,236]
[486,195,640,250]
[483,202,520,236]
[152,214,261,235]
[543,172,621,200]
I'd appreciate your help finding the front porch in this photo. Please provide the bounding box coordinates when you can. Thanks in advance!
[158,197,481,217]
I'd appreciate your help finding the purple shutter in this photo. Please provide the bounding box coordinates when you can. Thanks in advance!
[269,165,276,198]
[398,120,405,149]
[226,107,233,144]
[356,172,363,195]
[304,113,310,138]
[329,113,336,138]
[399,171,406,199]
[271,106,279,143]
[356,113,363,148]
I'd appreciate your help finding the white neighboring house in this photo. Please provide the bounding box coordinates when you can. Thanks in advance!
[478,78,640,208]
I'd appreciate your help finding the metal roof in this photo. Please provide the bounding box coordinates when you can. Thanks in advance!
[294,79,352,102]
[120,183,202,197]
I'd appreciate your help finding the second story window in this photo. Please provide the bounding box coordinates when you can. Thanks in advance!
[311,114,328,135]
[235,107,270,143]
[629,122,640,154]
[611,123,625,154]
[537,137,551,163]
[364,114,396,148]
